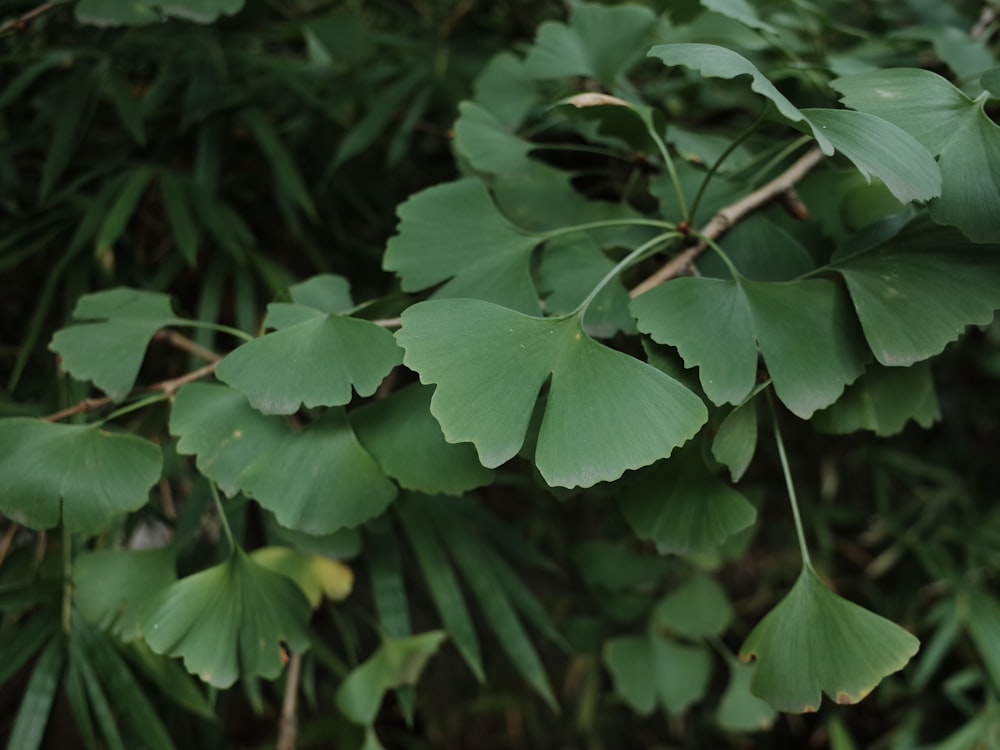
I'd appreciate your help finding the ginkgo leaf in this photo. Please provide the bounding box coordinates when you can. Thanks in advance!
[249,546,354,608]
[604,634,712,716]
[142,548,311,688]
[712,400,758,482]
[336,631,447,725]
[633,276,871,417]
[649,45,942,204]
[834,221,1000,366]
[396,299,707,489]
[653,573,732,641]
[75,547,177,641]
[453,101,533,175]
[215,307,402,415]
[812,361,939,437]
[717,661,777,732]
[49,288,181,401]
[170,384,396,534]
[831,68,1000,242]
[383,179,543,314]
[619,444,756,554]
[523,2,658,85]
[0,419,162,536]
[352,384,494,495]
[739,566,920,713]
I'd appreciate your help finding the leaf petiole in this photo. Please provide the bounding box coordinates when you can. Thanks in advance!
[185,319,255,342]
[574,231,682,315]
[209,482,237,555]
[539,217,676,242]
[99,393,169,425]
[769,393,812,568]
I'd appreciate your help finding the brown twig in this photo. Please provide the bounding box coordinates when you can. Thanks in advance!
[629,146,825,298]
[0,1,69,36]
[277,651,303,750]
[0,523,18,570]
[373,317,402,329]
[153,329,223,363]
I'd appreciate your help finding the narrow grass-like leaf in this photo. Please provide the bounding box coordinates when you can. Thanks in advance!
[964,589,1000,695]
[740,566,920,712]
[142,549,312,688]
[397,299,706,488]
[94,166,157,253]
[40,69,100,200]
[65,651,99,750]
[240,108,316,220]
[353,384,494,495]
[75,643,127,750]
[0,614,59,685]
[159,171,200,264]
[396,498,484,681]
[49,288,181,401]
[0,419,162,535]
[366,525,411,639]
[8,636,65,750]
[121,640,215,719]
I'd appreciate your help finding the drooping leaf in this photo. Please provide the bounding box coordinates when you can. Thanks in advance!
[524,2,659,85]
[353,384,494,496]
[712,400,758,482]
[215,303,402,415]
[812,361,939,436]
[653,573,732,641]
[335,631,447,725]
[397,299,707,488]
[0,419,162,535]
[619,444,756,554]
[739,566,920,713]
[716,660,777,732]
[50,288,181,401]
[170,384,396,534]
[633,276,871,417]
[834,221,1000,366]
[249,547,354,608]
[142,549,311,688]
[75,547,178,641]
[383,179,543,314]
[604,633,712,715]
[831,68,1000,242]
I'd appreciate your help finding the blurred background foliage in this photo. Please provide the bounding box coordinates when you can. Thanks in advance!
[1,0,999,748]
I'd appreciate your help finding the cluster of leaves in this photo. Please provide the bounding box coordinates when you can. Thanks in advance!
[2,0,1000,748]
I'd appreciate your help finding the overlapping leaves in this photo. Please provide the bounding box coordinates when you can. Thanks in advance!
[396,299,707,488]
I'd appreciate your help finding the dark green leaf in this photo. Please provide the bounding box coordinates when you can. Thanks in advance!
[653,573,732,640]
[397,299,707,488]
[712,400,758,482]
[7,637,65,750]
[75,0,244,25]
[170,384,397,534]
[49,288,180,401]
[604,634,712,715]
[963,589,1000,695]
[717,660,777,731]
[142,549,312,688]
[159,172,200,264]
[94,167,157,253]
[240,108,316,220]
[740,566,919,712]
[0,419,162,535]
[453,101,533,175]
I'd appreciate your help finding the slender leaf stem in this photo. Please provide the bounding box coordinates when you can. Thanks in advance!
[769,394,812,569]
[649,127,689,223]
[539,217,676,241]
[186,319,255,342]
[62,526,72,634]
[694,231,741,280]
[575,232,681,315]
[99,393,168,424]
[210,482,237,555]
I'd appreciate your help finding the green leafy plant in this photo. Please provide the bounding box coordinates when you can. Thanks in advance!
[2,0,1000,748]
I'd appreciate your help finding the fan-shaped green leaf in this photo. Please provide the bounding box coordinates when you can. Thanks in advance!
[654,573,732,640]
[739,566,920,713]
[812,362,939,436]
[170,384,396,534]
[983,67,1000,98]
[524,2,658,85]
[383,179,542,314]
[50,288,180,401]
[712,400,758,482]
[604,634,712,715]
[336,631,447,725]
[620,444,756,554]
[0,419,162,535]
[831,68,1000,242]
[353,384,494,495]
[473,52,540,129]
[453,101,533,175]
[142,549,311,688]
[215,308,402,415]
[835,222,1000,366]
[75,547,178,641]
[717,660,777,732]
[396,299,707,488]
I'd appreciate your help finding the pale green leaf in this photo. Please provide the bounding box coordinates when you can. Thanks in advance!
[739,566,920,713]
[397,299,707,488]
[604,634,712,715]
[812,361,939,436]
[712,400,758,482]
[835,221,1000,366]
[383,179,542,314]
[170,384,396,534]
[831,68,1000,242]
[142,549,311,688]
[75,547,177,641]
[249,547,354,608]
[983,67,1000,98]
[0,419,162,536]
[653,573,732,640]
[700,0,776,33]
[353,384,494,495]
[286,273,356,314]
[336,632,447,725]
[524,2,659,85]
[50,288,180,401]
[716,660,777,731]
[620,444,756,554]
